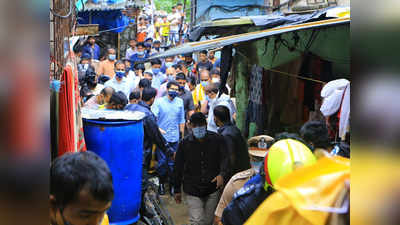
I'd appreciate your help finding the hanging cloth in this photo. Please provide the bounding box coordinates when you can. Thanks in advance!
[58,66,76,155]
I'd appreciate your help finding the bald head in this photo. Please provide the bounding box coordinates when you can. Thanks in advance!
[200,70,210,80]
[166,67,176,76]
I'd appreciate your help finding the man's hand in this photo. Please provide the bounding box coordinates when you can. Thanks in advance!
[172,152,176,161]
[211,175,224,189]
[214,216,222,225]
[174,193,182,204]
[159,128,166,134]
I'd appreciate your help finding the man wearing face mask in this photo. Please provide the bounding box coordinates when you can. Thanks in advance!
[174,112,230,225]
[78,53,93,83]
[150,58,167,90]
[213,134,272,225]
[104,61,135,99]
[130,42,148,66]
[125,87,175,211]
[152,40,163,54]
[205,83,237,132]
[192,70,211,112]
[161,56,175,74]
[151,80,185,195]
[50,151,113,225]
[156,67,176,98]
[176,73,195,121]
[97,48,117,80]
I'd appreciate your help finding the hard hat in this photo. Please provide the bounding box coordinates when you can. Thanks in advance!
[264,139,316,189]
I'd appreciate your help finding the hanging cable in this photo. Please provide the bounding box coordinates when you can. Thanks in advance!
[50,0,73,18]
[236,49,329,84]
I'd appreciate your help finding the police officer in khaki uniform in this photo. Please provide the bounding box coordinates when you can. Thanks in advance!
[213,135,274,225]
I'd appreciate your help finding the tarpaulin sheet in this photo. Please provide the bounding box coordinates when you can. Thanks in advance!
[77,10,132,33]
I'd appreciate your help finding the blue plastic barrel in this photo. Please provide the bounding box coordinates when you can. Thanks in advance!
[83,119,144,225]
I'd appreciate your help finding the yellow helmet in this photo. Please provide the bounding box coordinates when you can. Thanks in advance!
[264,139,316,189]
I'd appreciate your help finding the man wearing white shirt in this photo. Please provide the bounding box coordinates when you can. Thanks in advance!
[104,61,135,99]
[168,6,182,45]
[125,39,137,59]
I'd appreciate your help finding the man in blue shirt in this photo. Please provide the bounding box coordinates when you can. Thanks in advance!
[150,58,167,90]
[82,36,101,60]
[152,80,185,195]
[129,42,148,68]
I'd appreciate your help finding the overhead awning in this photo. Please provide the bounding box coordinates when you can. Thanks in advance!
[149,17,350,59]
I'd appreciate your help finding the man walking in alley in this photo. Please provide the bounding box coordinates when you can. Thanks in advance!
[213,105,250,176]
[174,112,230,225]
[152,81,185,195]
[104,60,135,99]
[125,87,174,214]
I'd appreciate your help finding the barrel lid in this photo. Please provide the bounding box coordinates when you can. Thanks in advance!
[81,108,146,121]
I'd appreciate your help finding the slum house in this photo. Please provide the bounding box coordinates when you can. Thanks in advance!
[151,0,350,138]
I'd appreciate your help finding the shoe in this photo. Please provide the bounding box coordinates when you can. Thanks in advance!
[158,183,166,196]
[169,186,174,196]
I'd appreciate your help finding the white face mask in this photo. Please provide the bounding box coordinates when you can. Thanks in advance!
[212,78,220,83]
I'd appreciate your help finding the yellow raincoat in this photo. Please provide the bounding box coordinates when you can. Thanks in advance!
[245,156,350,225]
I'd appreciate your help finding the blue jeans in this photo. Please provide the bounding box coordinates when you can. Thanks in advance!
[156,141,179,184]
[169,31,179,45]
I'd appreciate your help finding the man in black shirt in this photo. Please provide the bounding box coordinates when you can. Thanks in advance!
[214,105,251,178]
[196,50,213,75]
[176,72,195,120]
[174,112,230,225]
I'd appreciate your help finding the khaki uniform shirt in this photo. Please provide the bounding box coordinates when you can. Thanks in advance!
[214,168,255,217]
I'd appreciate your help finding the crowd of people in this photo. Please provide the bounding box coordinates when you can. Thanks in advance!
[137,3,188,47]
[56,31,350,225]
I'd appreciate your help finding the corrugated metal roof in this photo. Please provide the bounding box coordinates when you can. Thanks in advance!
[149,17,350,59]
[78,0,146,12]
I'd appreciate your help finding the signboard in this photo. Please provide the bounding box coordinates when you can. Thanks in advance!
[75,24,99,36]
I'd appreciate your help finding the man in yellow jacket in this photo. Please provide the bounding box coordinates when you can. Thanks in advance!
[192,70,211,112]
[50,151,114,225]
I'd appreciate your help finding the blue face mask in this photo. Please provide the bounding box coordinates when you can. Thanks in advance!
[201,81,208,87]
[167,75,175,81]
[108,54,116,61]
[115,71,125,78]
[152,68,160,75]
[168,90,179,99]
[250,161,263,173]
[179,85,185,92]
[192,126,206,139]
[137,51,145,56]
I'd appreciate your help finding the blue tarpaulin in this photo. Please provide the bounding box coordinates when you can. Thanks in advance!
[77,10,133,33]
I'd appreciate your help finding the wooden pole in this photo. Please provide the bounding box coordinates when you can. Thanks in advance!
[118,32,121,59]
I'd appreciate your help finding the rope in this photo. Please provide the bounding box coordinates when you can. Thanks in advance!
[235,50,328,84]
